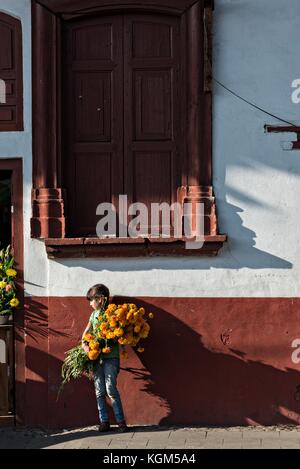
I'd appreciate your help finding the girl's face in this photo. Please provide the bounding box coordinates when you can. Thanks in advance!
[90,296,105,310]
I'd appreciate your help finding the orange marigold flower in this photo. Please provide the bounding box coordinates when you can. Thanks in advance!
[89,340,100,351]
[84,333,94,342]
[98,303,151,349]
[102,347,111,354]
[114,328,124,337]
[126,312,134,321]
[88,350,100,360]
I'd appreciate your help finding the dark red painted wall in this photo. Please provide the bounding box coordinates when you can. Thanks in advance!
[20,297,300,429]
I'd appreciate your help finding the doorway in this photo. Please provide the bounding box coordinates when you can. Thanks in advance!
[0,159,23,426]
[0,170,14,422]
[0,170,12,249]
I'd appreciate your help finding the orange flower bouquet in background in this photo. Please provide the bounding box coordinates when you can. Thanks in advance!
[59,303,153,396]
[0,245,20,325]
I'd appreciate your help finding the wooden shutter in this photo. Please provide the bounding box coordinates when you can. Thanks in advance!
[124,14,182,235]
[63,16,123,236]
[64,13,183,237]
[0,13,23,131]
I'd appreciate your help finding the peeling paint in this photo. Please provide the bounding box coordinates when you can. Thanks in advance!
[220,328,233,346]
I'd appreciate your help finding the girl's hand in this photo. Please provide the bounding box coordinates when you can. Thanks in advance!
[82,344,90,354]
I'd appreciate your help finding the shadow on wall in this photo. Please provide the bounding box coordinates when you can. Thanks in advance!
[55,238,293,274]
[16,298,70,342]
[18,297,300,428]
[215,201,293,270]
[49,188,293,272]
[117,298,300,426]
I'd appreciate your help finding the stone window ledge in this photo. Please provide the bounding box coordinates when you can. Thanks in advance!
[45,235,227,258]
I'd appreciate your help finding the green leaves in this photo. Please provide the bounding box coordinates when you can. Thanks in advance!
[0,309,12,315]
[0,245,18,316]
[57,344,94,400]
[0,245,14,264]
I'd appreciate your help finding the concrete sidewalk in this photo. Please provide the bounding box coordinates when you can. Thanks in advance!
[1,425,300,449]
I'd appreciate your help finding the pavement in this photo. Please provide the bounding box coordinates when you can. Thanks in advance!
[1,425,300,449]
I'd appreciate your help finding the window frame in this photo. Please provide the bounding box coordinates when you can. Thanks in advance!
[0,12,23,132]
[31,0,226,257]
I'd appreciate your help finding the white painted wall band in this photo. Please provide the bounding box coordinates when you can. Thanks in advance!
[1,0,300,298]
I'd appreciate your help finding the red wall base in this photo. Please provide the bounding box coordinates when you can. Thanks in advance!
[19,296,300,429]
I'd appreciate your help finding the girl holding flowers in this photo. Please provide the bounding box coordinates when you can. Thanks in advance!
[60,284,153,430]
[81,284,128,433]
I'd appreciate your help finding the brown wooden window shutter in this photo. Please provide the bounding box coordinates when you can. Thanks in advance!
[0,13,23,132]
[62,14,184,238]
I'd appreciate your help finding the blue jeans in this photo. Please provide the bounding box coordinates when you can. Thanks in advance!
[93,358,125,424]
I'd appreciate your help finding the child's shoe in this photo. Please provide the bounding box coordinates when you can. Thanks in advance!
[98,421,110,432]
[117,420,128,433]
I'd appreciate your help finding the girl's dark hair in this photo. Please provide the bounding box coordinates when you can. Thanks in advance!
[86,284,110,307]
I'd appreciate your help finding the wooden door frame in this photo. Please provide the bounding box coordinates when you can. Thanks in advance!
[34,0,214,16]
[0,158,24,426]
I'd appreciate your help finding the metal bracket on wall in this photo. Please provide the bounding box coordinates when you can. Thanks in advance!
[265,125,300,150]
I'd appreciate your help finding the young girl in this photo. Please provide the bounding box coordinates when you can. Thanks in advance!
[81,284,128,433]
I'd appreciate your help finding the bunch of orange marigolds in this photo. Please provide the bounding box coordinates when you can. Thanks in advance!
[83,303,154,361]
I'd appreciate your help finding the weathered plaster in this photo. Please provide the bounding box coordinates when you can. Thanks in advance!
[1,0,300,298]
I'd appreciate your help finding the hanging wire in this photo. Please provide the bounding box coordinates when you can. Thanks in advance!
[213,78,298,127]
[203,10,299,128]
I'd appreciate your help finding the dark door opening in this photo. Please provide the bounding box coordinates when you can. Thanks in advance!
[0,170,12,250]
[0,169,14,422]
